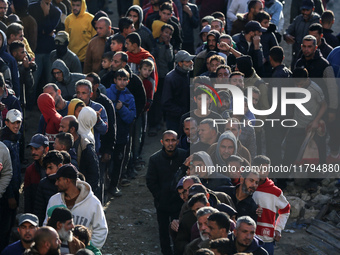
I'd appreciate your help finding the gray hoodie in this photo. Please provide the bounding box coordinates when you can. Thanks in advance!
[51,59,85,100]
[216,131,238,166]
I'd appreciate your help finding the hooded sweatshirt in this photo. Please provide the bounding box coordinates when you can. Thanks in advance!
[0,30,20,97]
[215,131,238,166]
[64,0,96,62]
[126,5,155,52]
[37,93,62,143]
[51,59,86,100]
[77,106,96,145]
[68,98,85,116]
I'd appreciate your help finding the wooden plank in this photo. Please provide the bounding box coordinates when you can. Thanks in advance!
[306,225,340,251]
[311,219,340,237]
[305,235,339,255]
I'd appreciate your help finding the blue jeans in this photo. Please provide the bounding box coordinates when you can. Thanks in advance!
[263,241,275,255]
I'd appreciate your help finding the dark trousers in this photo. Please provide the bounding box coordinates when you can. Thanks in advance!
[327,109,340,152]
[156,209,178,255]
[149,78,165,128]
[265,120,288,166]
[110,144,127,189]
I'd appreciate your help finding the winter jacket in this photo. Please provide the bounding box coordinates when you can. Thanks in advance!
[227,0,248,22]
[295,49,338,112]
[37,93,62,143]
[38,101,69,134]
[264,0,284,32]
[93,89,116,154]
[51,59,86,100]
[180,2,199,44]
[0,126,21,202]
[328,46,340,78]
[34,174,58,226]
[196,0,225,20]
[126,5,155,52]
[0,141,12,199]
[318,37,333,59]
[28,0,61,54]
[0,87,22,113]
[290,0,324,24]
[50,49,82,74]
[19,13,38,52]
[260,27,279,62]
[253,178,290,242]
[231,13,250,36]
[228,232,268,255]
[64,0,96,62]
[44,180,108,248]
[84,29,114,74]
[323,28,339,49]
[152,39,174,78]
[162,65,190,122]
[106,85,136,145]
[0,30,20,97]
[146,147,187,213]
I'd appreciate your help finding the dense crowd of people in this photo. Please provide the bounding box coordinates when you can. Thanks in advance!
[0,0,338,254]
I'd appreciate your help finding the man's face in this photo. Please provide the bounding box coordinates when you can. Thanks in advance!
[52,69,64,83]
[72,1,82,16]
[241,173,259,195]
[53,138,63,151]
[225,123,240,140]
[217,68,230,83]
[11,30,24,42]
[101,58,111,69]
[112,54,125,71]
[258,163,270,180]
[58,219,74,242]
[201,32,208,42]
[0,1,7,18]
[31,146,46,161]
[48,229,61,255]
[18,222,37,244]
[219,139,235,161]
[182,179,194,202]
[228,161,242,179]
[252,92,260,107]
[191,160,207,178]
[159,9,172,23]
[125,38,134,52]
[198,123,214,144]
[5,120,21,134]
[230,75,244,90]
[96,20,110,38]
[178,60,194,71]
[114,76,129,91]
[207,35,217,51]
[251,2,263,16]
[194,94,211,112]
[128,10,139,24]
[261,19,270,29]
[139,65,153,80]
[301,8,313,21]
[198,214,211,241]
[55,177,68,192]
[211,21,222,33]
[124,25,135,36]
[76,85,92,105]
[46,163,59,176]
[161,133,178,154]
[308,30,321,45]
[160,27,173,42]
[208,220,223,240]
[183,120,196,138]
[59,118,70,133]
[111,40,123,52]
[234,223,255,248]
[13,47,26,62]
[209,60,221,73]
[43,86,61,107]
[191,202,206,216]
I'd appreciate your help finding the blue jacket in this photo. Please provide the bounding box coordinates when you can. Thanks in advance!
[106,85,136,145]
[0,30,20,97]
[89,100,108,153]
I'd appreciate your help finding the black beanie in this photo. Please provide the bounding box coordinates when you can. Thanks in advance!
[48,207,73,228]
[12,0,29,17]
[236,55,253,77]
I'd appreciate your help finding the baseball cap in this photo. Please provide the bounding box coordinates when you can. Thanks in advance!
[188,184,208,197]
[300,0,314,10]
[6,109,22,123]
[27,134,49,148]
[55,164,78,180]
[19,213,39,226]
[55,31,69,45]
[176,176,186,190]
[245,20,267,33]
[200,25,211,36]
[175,50,195,62]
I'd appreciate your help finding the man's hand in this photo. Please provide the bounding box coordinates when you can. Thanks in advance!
[256,205,263,217]
[101,153,111,163]
[96,108,103,120]
[306,120,319,133]
[8,198,17,210]
[285,34,295,44]
[183,5,193,17]
[274,230,281,242]
[116,100,123,110]
[23,56,30,69]
[253,35,261,49]
[184,154,194,167]
[217,41,230,52]
[41,0,50,16]
[170,219,180,232]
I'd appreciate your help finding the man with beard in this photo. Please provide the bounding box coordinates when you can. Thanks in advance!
[217,170,260,221]
[162,50,194,133]
[184,206,219,254]
[24,226,61,255]
[24,134,49,213]
[146,130,187,255]
[178,117,199,151]
[47,207,85,254]
[227,216,268,255]
[1,213,39,255]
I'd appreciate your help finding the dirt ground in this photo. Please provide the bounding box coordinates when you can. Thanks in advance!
[18,0,340,255]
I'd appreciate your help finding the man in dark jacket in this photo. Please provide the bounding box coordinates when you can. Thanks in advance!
[146,130,187,255]
[162,50,194,133]
[308,23,333,59]
[58,115,100,199]
[228,216,268,255]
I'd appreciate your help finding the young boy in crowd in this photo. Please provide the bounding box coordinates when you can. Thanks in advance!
[99,52,114,78]
[110,34,125,53]
[106,69,136,197]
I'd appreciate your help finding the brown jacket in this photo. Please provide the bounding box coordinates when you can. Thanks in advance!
[230,13,250,36]
[68,237,86,254]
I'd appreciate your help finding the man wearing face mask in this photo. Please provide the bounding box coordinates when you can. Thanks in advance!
[162,50,195,133]
[49,31,82,75]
